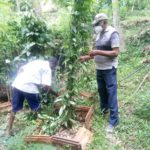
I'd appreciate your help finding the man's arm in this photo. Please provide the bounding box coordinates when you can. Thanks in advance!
[43,85,59,97]
[90,32,120,57]
[89,47,119,57]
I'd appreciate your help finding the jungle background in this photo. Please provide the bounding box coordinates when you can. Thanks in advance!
[0,0,150,150]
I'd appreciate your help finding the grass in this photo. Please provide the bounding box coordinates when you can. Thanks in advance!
[88,109,124,150]
[116,70,150,150]
[87,11,150,149]
[6,130,56,150]
[0,111,57,150]
[87,51,150,150]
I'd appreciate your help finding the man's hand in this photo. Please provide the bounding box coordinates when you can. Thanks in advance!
[43,85,59,97]
[79,55,93,63]
[79,56,86,62]
[89,50,99,57]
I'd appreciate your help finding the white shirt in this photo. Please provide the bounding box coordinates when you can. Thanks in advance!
[12,60,52,93]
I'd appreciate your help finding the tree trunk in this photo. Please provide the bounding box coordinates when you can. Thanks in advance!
[112,0,126,51]
[16,0,20,12]
[32,0,42,16]
[112,0,120,31]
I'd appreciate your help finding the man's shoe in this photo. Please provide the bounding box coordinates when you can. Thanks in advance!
[105,124,114,133]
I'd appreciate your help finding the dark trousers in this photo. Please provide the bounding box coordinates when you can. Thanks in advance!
[96,67,119,126]
[12,88,40,113]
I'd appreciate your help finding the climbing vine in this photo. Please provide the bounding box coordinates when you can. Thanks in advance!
[56,0,94,128]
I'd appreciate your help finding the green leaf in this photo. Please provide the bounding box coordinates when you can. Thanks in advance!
[42,125,47,132]
[59,105,66,116]
[69,101,76,105]
[69,118,76,124]
[54,97,63,103]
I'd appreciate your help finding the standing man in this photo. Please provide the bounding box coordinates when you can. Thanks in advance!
[6,57,59,135]
[80,13,120,133]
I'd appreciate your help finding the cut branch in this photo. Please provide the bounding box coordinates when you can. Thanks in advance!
[134,70,150,94]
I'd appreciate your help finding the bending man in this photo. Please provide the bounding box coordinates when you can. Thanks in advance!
[7,57,59,135]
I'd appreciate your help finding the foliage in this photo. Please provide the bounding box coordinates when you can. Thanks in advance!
[88,0,150,20]
[0,1,18,84]
[0,1,11,33]
[121,0,150,11]
[38,114,62,135]
[0,0,11,46]
[53,0,73,7]
[0,1,150,149]
[138,28,150,44]
[4,124,56,150]
[55,0,94,128]
[14,4,51,59]
[0,1,53,84]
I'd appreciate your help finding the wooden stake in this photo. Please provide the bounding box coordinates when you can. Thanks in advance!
[134,70,150,94]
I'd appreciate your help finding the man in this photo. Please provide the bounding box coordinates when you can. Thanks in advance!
[80,13,120,133]
[6,57,59,135]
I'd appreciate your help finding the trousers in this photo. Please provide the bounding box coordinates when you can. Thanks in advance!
[96,67,119,126]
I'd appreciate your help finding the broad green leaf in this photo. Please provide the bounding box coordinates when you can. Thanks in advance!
[59,105,66,116]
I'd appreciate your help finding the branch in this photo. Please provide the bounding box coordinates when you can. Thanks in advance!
[134,70,150,94]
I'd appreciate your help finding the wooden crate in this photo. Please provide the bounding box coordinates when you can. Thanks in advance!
[0,101,11,112]
[25,106,94,150]
[25,127,92,150]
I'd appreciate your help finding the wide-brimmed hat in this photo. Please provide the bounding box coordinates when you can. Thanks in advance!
[92,13,108,25]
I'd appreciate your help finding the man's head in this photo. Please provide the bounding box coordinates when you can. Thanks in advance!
[48,57,58,70]
[92,13,108,34]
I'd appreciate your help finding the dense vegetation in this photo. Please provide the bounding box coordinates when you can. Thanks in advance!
[0,0,150,150]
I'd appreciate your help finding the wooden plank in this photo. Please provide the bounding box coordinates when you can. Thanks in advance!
[75,106,90,112]
[0,101,11,112]
[143,59,150,63]
[52,136,81,150]
[80,92,93,99]
[85,106,94,129]
[25,135,81,149]
[25,135,53,144]
[0,101,11,108]
[74,127,93,150]
[144,46,150,51]
[54,105,90,112]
